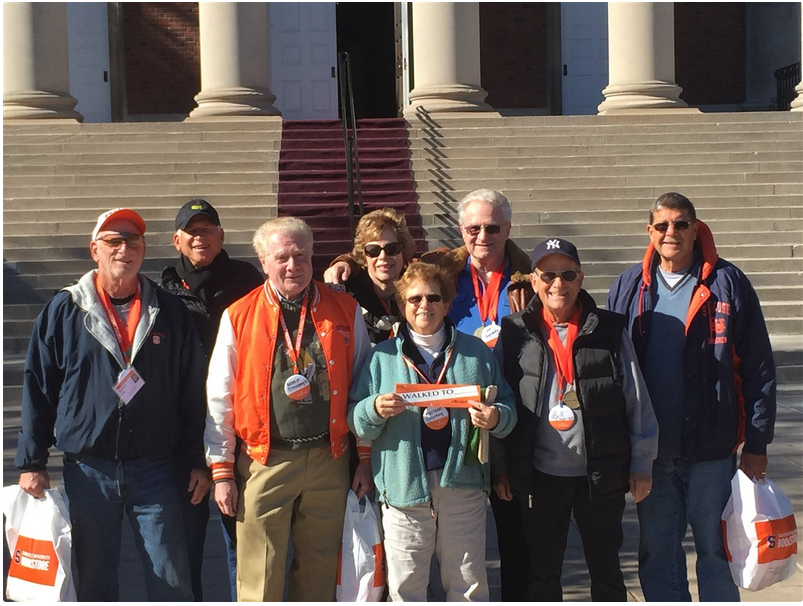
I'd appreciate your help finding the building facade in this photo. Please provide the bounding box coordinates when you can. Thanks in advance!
[4,2,803,123]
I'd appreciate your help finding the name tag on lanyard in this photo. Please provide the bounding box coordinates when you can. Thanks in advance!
[114,367,145,404]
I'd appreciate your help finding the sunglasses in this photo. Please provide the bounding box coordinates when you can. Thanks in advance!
[406,294,443,305]
[364,242,404,258]
[95,233,144,249]
[538,270,579,283]
[651,220,691,233]
[462,224,502,236]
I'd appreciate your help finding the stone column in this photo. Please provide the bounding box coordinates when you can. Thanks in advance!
[791,2,803,111]
[598,2,688,113]
[188,2,279,119]
[404,2,491,115]
[3,2,83,121]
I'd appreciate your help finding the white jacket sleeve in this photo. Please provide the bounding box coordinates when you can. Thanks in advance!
[205,309,238,478]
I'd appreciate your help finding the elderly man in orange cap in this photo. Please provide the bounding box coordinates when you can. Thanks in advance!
[16,208,208,601]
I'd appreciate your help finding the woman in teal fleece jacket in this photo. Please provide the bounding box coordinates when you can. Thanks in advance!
[348,262,516,601]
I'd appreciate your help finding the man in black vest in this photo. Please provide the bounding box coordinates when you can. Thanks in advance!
[159,198,263,601]
[495,237,658,601]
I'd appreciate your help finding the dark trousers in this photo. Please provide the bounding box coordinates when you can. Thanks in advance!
[174,460,211,602]
[523,468,627,602]
[489,490,530,601]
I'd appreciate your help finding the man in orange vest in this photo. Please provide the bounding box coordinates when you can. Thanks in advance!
[205,216,371,601]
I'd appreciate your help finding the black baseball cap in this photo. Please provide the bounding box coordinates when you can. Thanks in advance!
[530,238,581,269]
[175,199,221,231]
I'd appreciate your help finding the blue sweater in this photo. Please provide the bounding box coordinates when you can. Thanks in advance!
[348,326,517,507]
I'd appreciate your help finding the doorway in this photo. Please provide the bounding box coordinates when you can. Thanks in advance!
[336,3,399,118]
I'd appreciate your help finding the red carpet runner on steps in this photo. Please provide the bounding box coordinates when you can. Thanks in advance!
[277,118,425,279]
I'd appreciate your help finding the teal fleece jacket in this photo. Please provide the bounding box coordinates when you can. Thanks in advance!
[348,326,517,508]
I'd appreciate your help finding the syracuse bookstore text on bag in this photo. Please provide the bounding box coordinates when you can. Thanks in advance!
[721,469,798,591]
[3,485,76,602]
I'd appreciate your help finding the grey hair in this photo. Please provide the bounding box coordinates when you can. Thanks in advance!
[650,192,697,224]
[457,189,512,223]
[252,216,313,259]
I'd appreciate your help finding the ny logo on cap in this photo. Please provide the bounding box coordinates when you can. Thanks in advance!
[546,239,561,250]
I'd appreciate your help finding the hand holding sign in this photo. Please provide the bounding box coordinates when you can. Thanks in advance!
[374,393,407,419]
[468,401,499,430]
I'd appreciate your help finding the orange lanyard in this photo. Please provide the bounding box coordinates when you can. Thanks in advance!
[470,261,505,325]
[542,305,581,401]
[274,287,311,374]
[95,273,141,366]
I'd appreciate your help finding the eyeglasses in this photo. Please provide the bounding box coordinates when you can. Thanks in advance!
[462,224,502,236]
[537,270,579,283]
[96,233,144,249]
[406,294,443,305]
[184,226,219,238]
[364,242,404,258]
[651,220,692,233]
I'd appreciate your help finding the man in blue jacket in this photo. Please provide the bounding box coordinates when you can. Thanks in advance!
[607,192,777,602]
[16,208,209,601]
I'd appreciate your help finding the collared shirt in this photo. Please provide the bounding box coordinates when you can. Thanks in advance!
[449,256,513,335]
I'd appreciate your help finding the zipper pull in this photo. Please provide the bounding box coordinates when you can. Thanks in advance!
[430,497,436,518]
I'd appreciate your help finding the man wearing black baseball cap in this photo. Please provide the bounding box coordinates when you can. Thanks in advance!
[159,198,263,600]
[495,237,658,601]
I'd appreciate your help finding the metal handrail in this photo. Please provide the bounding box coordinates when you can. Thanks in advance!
[337,52,364,237]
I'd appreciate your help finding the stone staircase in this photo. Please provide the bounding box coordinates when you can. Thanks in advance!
[406,111,803,338]
[4,112,802,481]
[277,118,425,276]
[3,120,283,356]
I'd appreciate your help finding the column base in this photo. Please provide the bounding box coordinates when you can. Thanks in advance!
[404,83,492,115]
[3,91,83,121]
[790,83,803,111]
[188,87,281,119]
[597,81,688,114]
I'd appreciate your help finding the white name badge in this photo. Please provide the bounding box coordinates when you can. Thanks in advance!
[285,374,311,402]
[480,323,501,348]
[422,406,449,430]
[114,367,145,404]
[548,404,576,431]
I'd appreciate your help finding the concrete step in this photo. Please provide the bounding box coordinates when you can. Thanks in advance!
[407,140,803,159]
[405,110,802,127]
[2,194,280,211]
[4,150,279,166]
[3,181,278,198]
[415,182,789,199]
[408,130,803,147]
[3,215,282,237]
[409,157,803,175]
[3,139,282,156]
[407,170,802,188]
[411,150,803,168]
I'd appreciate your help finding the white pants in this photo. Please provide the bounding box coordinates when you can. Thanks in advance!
[381,470,489,602]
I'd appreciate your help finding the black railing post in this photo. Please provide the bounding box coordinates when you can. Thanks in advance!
[337,52,365,238]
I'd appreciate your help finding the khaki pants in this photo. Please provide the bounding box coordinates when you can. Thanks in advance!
[235,446,349,602]
[382,470,489,602]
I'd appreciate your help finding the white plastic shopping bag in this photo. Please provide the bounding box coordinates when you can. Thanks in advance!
[337,490,385,602]
[3,485,76,602]
[721,469,798,591]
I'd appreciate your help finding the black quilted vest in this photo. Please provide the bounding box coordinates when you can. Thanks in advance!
[500,290,631,501]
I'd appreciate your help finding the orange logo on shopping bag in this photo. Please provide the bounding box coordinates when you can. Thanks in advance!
[756,514,797,564]
[8,535,58,587]
[373,543,386,587]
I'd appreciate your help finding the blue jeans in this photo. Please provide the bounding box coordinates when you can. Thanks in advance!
[62,454,193,601]
[638,456,740,602]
